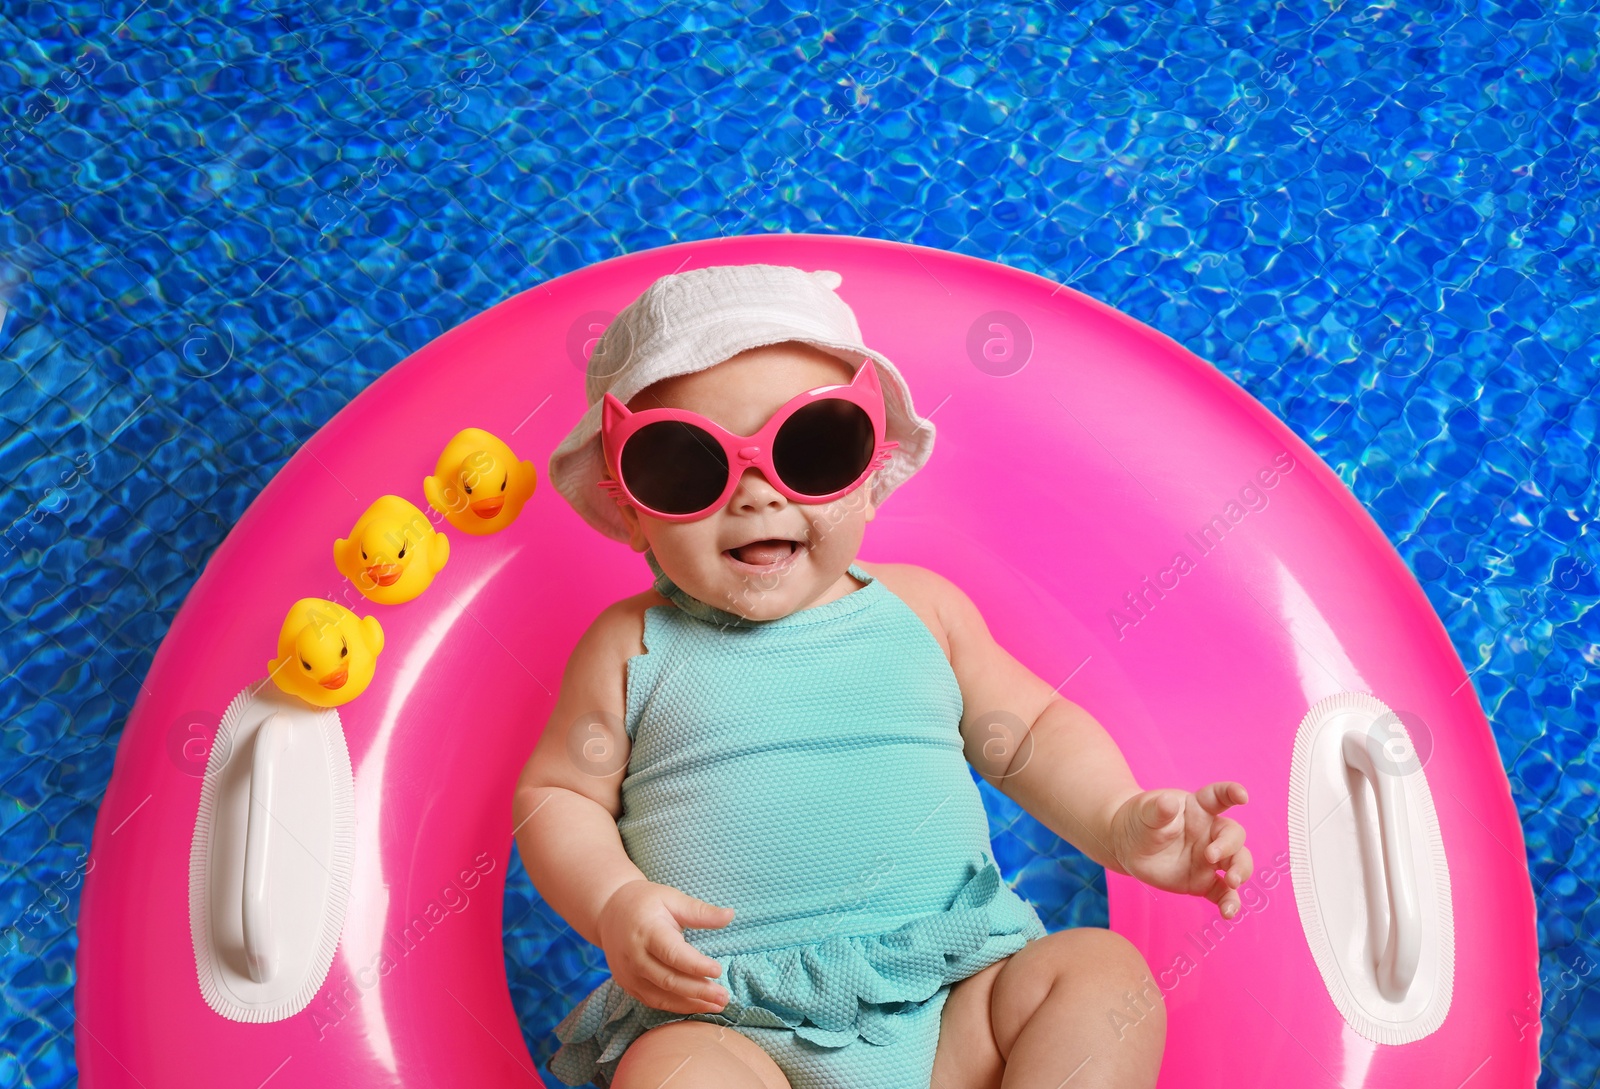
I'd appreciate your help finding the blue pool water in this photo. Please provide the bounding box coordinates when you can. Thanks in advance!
[2,1,1595,1085]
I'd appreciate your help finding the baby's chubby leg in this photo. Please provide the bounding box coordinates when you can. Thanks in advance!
[612,1020,792,1089]
[932,928,1164,1089]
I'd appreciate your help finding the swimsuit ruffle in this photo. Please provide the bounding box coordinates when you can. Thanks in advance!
[547,856,1044,1088]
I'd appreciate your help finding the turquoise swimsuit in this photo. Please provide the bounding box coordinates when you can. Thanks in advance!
[548,555,1048,1089]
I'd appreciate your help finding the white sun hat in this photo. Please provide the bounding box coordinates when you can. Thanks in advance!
[548,263,937,544]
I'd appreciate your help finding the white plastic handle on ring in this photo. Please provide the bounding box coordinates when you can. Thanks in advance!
[190,686,356,1021]
[1341,728,1421,1001]
[242,711,291,985]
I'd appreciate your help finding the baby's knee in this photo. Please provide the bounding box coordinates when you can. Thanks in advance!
[612,1019,791,1089]
[1004,928,1161,1013]
[1069,926,1155,981]
[1058,930,1167,1043]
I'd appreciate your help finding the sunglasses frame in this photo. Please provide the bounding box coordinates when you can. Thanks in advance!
[597,361,900,522]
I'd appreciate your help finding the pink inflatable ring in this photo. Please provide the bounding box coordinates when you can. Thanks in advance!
[76,234,1540,1087]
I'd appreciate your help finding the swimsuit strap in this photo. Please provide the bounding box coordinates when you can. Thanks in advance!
[644,549,875,629]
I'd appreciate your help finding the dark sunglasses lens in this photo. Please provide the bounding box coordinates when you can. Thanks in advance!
[621,421,729,514]
[773,399,876,497]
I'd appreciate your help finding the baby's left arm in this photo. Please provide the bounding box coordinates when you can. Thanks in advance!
[910,566,1253,919]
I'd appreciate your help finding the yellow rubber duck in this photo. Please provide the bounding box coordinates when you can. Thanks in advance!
[268,598,384,708]
[423,428,537,535]
[334,495,450,605]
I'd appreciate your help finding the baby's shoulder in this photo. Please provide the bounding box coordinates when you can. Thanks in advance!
[575,587,671,669]
[856,561,967,658]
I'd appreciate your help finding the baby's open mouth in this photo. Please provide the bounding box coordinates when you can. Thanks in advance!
[725,539,800,567]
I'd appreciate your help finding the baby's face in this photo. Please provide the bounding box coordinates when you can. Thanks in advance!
[607,341,878,620]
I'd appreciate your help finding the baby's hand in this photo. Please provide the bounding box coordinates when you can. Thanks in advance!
[597,879,736,1014]
[1109,782,1253,919]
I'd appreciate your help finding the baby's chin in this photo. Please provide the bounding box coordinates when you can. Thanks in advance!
[709,545,819,618]
[666,544,841,620]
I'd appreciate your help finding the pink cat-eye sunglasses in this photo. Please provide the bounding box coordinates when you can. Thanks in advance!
[597,361,900,522]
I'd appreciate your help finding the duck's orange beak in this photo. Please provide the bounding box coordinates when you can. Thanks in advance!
[471,497,505,519]
[319,666,349,690]
[366,563,402,586]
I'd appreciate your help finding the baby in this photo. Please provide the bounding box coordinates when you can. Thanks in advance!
[515,264,1253,1089]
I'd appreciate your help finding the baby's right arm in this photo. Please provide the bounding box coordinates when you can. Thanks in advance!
[513,595,733,1014]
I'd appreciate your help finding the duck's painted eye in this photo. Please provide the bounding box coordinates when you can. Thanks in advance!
[301,659,311,671]
[340,639,348,659]
[463,481,473,495]
[500,474,507,492]
[398,541,407,559]
[361,548,367,560]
